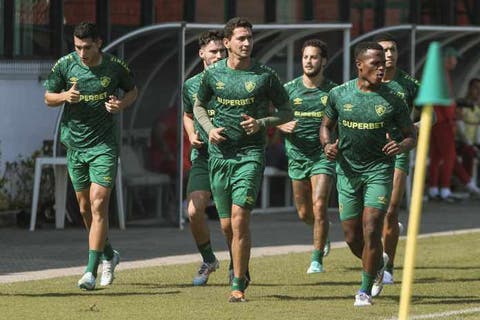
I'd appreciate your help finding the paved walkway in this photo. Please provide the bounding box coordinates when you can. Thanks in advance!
[0,200,478,283]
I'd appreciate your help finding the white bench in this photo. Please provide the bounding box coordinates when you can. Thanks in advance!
[29,157,125,231]
[253,166,294,214]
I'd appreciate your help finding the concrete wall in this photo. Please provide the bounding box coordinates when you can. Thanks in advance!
[0,75,59,173]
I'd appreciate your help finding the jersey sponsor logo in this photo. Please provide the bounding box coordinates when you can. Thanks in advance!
[216,81,225,90]
[79,91,108,102]
[100,76,111,88]
[293,97,302,105]
[69,77,78,84]
[397,91,405,99]
[343,104,353,111]
[342,120,384,130]
[375,105,386,116]
[216,96,255,106]
[321,96,328,106]
[294,111,323,118]
[245,81,256,93]
[103,176,112,182]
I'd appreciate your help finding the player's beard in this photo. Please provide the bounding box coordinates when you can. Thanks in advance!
[304,65,322,78]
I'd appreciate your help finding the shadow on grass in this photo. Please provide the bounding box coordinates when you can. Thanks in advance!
[0,290,180,298]
[374,294,480,305]
[264,294,353,301]
[414,277,480,284]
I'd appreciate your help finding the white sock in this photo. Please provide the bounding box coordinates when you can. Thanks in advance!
[429,187,439,197]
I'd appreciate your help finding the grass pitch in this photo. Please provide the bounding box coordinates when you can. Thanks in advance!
[0,232,479,320]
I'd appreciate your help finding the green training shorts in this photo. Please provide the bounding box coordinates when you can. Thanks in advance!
[209,156,265,218]
[187,152,211,194]
[336,168,393,221]
[66,147,118,191]
[288,155,335,180]
[394,151,410,174]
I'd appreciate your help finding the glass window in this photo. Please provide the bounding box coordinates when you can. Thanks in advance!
[155,0,183,22]
[13,0,51,58]
[237,0,264,23]
[195,0,224,22]
[63,0,96,53]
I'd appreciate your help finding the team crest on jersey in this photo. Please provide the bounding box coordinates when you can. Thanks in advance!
[397,91,405,99]
[293,98,302,105]
[69,77,78,84]
[343,104,353,111]
[245,81,256,93]
[216,81,225,90]
[375,105,386,116]
[100,76,111,88]
[321,96,328,106]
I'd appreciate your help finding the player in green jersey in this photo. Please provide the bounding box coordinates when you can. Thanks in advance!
[373,33,421,290]
[44,22,138,290]
[320,42,416,306]
[194,17,293,302]
[183,30,226,286]
[279,39,336,274]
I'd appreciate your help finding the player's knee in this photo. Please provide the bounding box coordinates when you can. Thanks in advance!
[297,208,313,225]
[90,196,108,215]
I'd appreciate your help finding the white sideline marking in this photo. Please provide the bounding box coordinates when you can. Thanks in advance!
[386,307,480,319]
[0,228,479,284]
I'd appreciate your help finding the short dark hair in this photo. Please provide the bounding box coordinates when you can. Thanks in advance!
[302,39,328,59]
[224,17,252,39]
[198,30,224,47]
[354,41,384,59]
[74,22,100,40]
[372,32,397,44]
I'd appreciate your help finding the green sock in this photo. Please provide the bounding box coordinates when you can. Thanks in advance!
[102,238,114,261]
[386,264,394,274]
[360,271,376,295]
[86,250,102,278]
[231,277,246,292]
[197,241,216,263]
[311,249,324,264]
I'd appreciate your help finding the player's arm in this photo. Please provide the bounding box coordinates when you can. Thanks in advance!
[44,82,80,107]
[183,112,203,148]
[194,98,225,144]
[320,115,339,161]
[383,124,417,156]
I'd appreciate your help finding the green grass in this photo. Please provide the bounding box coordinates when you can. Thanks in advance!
[1,232,479,320]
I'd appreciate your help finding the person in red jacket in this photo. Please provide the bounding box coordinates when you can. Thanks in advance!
[428,47,466,201]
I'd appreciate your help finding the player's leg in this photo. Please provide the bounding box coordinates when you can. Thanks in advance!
[307,174,332,273]
[187,155,218,285]
[383,165,407,284]
[88,150,119,288]
[364,176,391,299]
[292,179,314,225]
[228,158,263,302]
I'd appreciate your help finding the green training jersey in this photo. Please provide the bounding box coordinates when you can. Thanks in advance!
[44,52,135,150]
[182,72,215,157]
[325,79,413,173]
[283,76,337,159]
[196,59,290,158]
[384,69,420,141]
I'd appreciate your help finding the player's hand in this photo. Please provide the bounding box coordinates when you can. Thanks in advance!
[189,132,204,149]
[382,132,402,156]
[277,121,297,133]
[240,114,261,135]
[105,95,123,113]
[64,82,80,103]
[324,139,339,161]
[209,127,226,145]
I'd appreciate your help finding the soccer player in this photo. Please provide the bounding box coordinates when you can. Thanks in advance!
[194,17,293,302]
[183,30,226,286]
[44,22,137,290]
[320,42,416,306]
[278,39,336,274]
[373,33,420,288]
